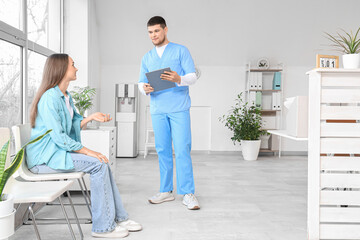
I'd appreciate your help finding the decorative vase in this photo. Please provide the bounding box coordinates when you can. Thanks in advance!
[241,140,261,161]
[0,194,16,240]
[343,54,360,69]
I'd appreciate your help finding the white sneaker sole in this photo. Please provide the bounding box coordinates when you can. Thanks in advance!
[91,231,129,238]
[148,195,175,204]
[182,200,200,210]
[125,226,143,232]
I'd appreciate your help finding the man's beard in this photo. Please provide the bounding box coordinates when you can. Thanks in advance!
[153,36,166,46]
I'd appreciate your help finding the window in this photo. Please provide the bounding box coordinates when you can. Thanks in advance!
[0,40,21,128]
[27,51,47,111]
[27,0,61,52]
[0,0,62,128]
[0,0,23,30]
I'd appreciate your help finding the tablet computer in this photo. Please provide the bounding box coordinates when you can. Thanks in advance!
[145,67,176,92]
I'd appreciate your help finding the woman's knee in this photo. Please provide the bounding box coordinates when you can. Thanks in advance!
[92,161,109,174]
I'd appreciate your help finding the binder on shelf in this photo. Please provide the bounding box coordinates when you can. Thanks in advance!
[249,72,256,90]
[253,72,258,89]
[249,91,256,106]
[256,92,262,108]
[276,92,281,110]
[273,72,281,90]
[272,92,277,110]
[257,72,263,90]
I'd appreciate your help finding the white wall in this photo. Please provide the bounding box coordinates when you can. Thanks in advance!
[64,0,88,87]
[64,0,100,113]
[94,0,360,152]
[88,0,101,112]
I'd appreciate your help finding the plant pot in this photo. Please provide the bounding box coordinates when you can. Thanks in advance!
[0,194,15,239]
[241,140,261,161]
[343,54,360,69]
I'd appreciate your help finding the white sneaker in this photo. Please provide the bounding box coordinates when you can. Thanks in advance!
[182,193,200,210]
[148,192,175,204]
[91,225,129,238]
[118,219,142,232]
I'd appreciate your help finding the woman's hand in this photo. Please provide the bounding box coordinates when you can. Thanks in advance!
[90,112,112,123]
[75,147,109,163]
[86,149,109,163]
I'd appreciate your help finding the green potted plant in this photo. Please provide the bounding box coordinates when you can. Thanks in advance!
[70,86,96,116]
[325,27,360,69]
[219,93,268,161]
[0,130,51,239]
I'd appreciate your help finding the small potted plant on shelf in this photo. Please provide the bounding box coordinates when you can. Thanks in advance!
[325,27,360,69]
[219,93,268,161]
[0,130,50,239]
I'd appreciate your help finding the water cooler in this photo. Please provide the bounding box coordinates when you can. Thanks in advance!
[115,83,138,157]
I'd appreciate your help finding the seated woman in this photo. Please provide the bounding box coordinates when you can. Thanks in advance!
[26,53,141,238]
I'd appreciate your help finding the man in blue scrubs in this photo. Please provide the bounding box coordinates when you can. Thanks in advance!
[138,16,200,210]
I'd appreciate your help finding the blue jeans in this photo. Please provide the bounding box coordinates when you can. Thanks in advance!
[29,153,129,233]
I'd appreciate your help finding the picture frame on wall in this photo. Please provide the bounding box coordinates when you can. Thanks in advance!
[316,54,339,68]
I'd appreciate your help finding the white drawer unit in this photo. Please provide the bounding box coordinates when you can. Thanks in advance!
[70,126,117,191]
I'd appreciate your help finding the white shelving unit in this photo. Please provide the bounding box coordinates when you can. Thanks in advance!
[245,63,283,153]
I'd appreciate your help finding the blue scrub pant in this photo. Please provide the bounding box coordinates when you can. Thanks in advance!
[151,110,195,195]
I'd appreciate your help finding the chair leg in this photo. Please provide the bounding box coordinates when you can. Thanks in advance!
[29,203,41,240]
[81,176,91,205]
[77,179,92,217]
[66,191,84,240]
[58,196,76,240]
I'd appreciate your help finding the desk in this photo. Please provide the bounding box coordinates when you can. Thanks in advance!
[267,130,308,157]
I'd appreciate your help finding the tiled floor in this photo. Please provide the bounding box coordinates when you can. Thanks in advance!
[10,152,307,240]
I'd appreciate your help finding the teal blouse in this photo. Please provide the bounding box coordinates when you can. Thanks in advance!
[26,86,83,170]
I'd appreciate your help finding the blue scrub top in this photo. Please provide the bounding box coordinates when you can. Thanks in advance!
[139,42,196,114]
[26,86,83,170]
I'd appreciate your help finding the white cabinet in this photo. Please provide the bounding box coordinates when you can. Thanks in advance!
[70,126,116,190]
[245,63,283,152]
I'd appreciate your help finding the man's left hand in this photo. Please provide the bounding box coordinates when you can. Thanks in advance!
[161,71,181,84]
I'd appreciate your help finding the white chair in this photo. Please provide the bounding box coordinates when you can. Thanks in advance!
[11,124,92,217]
[0,128,83,240]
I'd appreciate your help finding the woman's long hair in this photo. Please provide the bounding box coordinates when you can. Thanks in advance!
[30,53,69,128]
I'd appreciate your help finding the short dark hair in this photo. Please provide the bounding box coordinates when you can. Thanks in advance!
[147,16,167,28]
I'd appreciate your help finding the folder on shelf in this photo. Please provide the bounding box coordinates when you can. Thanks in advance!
[257,72,263,90]
[249,72,257,90]
[276,92,281,110]
[248,72,253,89]
[256,92,262,108]
[272,92,277,110]
[273,72,281,90]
